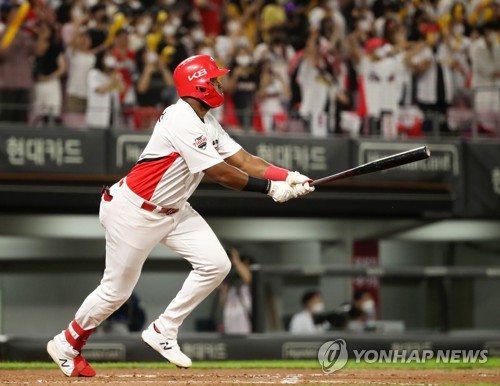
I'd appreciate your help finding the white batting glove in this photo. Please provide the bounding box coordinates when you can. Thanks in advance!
[286,171,315,196]
[267,180,298,203]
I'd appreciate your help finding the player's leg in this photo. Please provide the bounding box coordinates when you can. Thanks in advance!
[48,191,174,377]
[142,203,231,367]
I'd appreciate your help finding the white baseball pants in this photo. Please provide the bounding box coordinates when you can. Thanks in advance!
[73,181,231,339]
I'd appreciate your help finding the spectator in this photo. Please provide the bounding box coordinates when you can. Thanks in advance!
[284,2,310,51]
[296,25,346,136]
[470,21,500,133]
[65,23,98,121]
[85,51,124,129]
[224,0,264,48]
[344,289,377,332]
[254,25,295,87]
[260,0,286,44]
[0,3,36,123]
[308,0,347,39]
[407,23,454,133]
[32,20,66,126]
[223,45,258,130]
[196,0,224,38]
[289,290,329,334]
[351,37,407,137]
[215,18,251,67]
[134,46,175,108]
[87,3,108,49]
[217,248,253,334]
[158,19,189,72]
[128,9,153,52]
[443,16,471,100]
[256,58,290,133]
[111,28,137,106]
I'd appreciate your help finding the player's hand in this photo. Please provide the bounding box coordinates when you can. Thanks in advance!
[267,181,298,203]
[286,171,315,196]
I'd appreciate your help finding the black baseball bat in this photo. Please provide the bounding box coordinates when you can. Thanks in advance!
[310,146,431,187]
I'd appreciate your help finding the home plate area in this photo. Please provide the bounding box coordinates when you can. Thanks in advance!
[1,369,500,385]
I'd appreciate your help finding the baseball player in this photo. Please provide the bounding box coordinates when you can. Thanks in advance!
[47,55,314,377]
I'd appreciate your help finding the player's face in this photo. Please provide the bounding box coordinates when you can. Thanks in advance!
[210,77,224,96]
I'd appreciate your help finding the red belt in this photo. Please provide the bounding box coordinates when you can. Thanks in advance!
[102,185,178,215]
[140,201,179,215]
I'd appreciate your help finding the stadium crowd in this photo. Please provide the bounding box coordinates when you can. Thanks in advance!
[0,0,499,137]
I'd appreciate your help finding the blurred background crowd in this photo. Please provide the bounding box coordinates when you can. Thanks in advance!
[0,0,499,137]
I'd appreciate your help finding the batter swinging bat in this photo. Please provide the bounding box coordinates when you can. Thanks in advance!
[310,146,431,187]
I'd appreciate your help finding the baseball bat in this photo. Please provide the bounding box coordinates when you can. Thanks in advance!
[310,146,431,187]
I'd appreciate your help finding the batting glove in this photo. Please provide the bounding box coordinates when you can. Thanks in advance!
[286,171,315,196]
[267,181,298,203]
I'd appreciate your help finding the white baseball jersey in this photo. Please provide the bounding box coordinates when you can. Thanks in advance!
[125,98,242,207]
[359,54,404,117]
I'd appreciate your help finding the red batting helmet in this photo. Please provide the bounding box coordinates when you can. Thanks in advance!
[173,55,230,108]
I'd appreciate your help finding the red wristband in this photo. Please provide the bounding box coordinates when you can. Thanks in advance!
[263,165,289,181]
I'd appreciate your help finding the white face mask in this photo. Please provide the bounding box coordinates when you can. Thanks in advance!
[163,24,176,37]
[311,302,325,314]
[191,29,205,42]
[103,55,117,69]
[361,299,376,315]
[374,47,386,59]
[170,17,182,29]
[453,24,464,36]
[199,47,214,57]
[227,20,241,35]
[136,23,150,36]
[146,50,158,64]
[358,19,371,32]
[235,55,252,66]
[72,7,83,19]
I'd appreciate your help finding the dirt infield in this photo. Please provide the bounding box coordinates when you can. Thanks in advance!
[1,368,500,385]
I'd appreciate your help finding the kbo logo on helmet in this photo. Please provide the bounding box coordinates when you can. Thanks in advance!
[188,68,208,81]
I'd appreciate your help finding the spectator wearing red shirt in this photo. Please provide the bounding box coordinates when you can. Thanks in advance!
[111,28,136,106]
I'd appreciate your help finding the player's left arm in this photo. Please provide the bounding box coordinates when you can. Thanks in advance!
[225,148,315,194]
[225,148,273,179]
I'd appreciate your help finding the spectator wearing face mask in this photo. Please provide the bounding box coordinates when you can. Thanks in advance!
[223,46,258,130]
[135,47,175,108]
[345,289,377,332]
[350,37,406,137]
[129,11,153,52]
[65,20,99,124]
[256,58,290,133]
[470,21,500,132]
[111,29,137,106]
[443,19,471,98]
[158,20,189,72]
[407,23,454,133]
[215,18,251,67]
[86,51,124,128]
[224,0,264,48]
[297,25,346,137]
[253,26,295,89]
[289,290,329,334]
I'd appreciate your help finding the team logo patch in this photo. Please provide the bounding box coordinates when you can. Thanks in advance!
[188,68,207,81]
[193,135,208,150]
